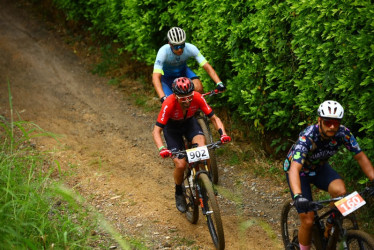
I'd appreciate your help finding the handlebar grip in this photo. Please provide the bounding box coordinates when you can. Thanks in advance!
[309,201,323,211]
[202,89,221,97]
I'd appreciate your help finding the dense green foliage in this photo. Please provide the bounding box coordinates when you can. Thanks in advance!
[49,0,373,176]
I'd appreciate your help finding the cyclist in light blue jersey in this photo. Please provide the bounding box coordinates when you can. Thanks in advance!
[153,27,225,103]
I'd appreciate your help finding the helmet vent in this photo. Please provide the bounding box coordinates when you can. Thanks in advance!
[317,100,344,119]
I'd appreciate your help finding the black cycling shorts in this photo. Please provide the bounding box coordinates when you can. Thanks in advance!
[285,163,342,213]
[163,117,204,153]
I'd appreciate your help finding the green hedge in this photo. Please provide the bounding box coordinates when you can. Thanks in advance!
[50,0,374,159]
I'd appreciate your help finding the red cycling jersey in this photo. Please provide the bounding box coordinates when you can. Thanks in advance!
[156,91,214,128]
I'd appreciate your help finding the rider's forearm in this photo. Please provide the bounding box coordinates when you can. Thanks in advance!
[152,126,165,150]
[202,63,221,84]
[355,152,374,181]
[289,162,303,196]
[152,73,165,98]
[210,115,226,135]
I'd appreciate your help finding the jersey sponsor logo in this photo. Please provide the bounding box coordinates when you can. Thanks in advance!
[329,140,337,146]
[295,144,307,152]
[308,171,316,176]
[350,135,360,149]
[299,136,306,142]
[309,150,336,161]
[345,134,350,141]
[293,151,302,160]
[283,159,290,171]
[161,105,168,122]
[155,60,162,66]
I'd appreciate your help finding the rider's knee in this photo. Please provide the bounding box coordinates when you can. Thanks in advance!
[192,135,205,147]
[174,161,187,171]
[300,213,314,229]
[328,179,346,197]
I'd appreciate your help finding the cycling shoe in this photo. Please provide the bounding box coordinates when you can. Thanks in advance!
[175,193,187,213]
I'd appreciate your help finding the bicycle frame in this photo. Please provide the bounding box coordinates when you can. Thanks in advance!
[309,191,367,250]
[175,141,226,249]
[311,206,344,249]
[173,141,222,200]
[282,187,374,250]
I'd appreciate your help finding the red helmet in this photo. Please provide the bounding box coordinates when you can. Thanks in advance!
[172,77,194,95]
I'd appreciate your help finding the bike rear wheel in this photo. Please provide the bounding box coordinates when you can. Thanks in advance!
[183,169,199,224]
[197,117,219,184]
[198,173,225,250]
[344,230,374,250]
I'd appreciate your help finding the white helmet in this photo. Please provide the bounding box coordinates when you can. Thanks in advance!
[167,27,186,45]
[317,100,344,119]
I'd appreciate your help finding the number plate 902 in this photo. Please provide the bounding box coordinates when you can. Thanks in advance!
[186,146,210,163]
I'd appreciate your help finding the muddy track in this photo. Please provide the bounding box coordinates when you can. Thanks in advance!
[0,0,288,249]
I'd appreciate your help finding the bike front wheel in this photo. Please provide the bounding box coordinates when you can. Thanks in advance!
[197,117,219,184]
[344,230,374,250]
[281,199,301,250]
[198,173,225,250]
[183,169,199,224]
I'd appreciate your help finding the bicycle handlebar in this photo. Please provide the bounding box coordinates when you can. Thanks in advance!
[202,89,220,98]
[306,187,374,212]
[171,140,223,158]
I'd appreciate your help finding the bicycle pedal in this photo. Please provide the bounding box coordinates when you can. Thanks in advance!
[206,210,213,215]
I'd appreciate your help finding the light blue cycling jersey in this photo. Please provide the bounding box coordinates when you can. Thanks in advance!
[153,43,208,77]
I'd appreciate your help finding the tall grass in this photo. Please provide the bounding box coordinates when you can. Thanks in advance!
[0,82,133,249]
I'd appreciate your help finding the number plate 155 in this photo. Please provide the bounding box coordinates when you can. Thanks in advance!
[186,146,210,163]
[334,191,366,216]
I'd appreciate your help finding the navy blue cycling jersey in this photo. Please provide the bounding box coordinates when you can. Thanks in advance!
[284,124,361,174]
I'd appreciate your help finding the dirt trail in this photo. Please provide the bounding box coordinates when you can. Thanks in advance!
[0,1,288,249]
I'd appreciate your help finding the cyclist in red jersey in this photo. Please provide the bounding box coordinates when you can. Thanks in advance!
[152,77,231,213]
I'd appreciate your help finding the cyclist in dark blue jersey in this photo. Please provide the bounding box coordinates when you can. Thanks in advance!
[152,27,225,103]
[284,100,374,250]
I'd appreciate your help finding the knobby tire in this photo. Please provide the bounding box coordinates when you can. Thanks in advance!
[183,169,199,224]
[197,117,218,184]
[344,230,374,250]
[281,199,369,250]
[280,199,319,250]
[199,173,225,250]
[281,199,300,250]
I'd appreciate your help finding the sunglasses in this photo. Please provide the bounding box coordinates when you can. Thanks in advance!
[176,92,194,103]
[322,118,341,127]
[172,43,185,50]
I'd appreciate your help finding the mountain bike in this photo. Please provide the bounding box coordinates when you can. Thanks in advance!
[281,187,374,249]
[196,89,221,184]
[173,140,226,250]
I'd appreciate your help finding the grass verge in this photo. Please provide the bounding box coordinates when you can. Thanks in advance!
[0,82,137,249]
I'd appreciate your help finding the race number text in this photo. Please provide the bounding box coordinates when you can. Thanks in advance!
[186,146,210,163]
[334,191,366,216]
